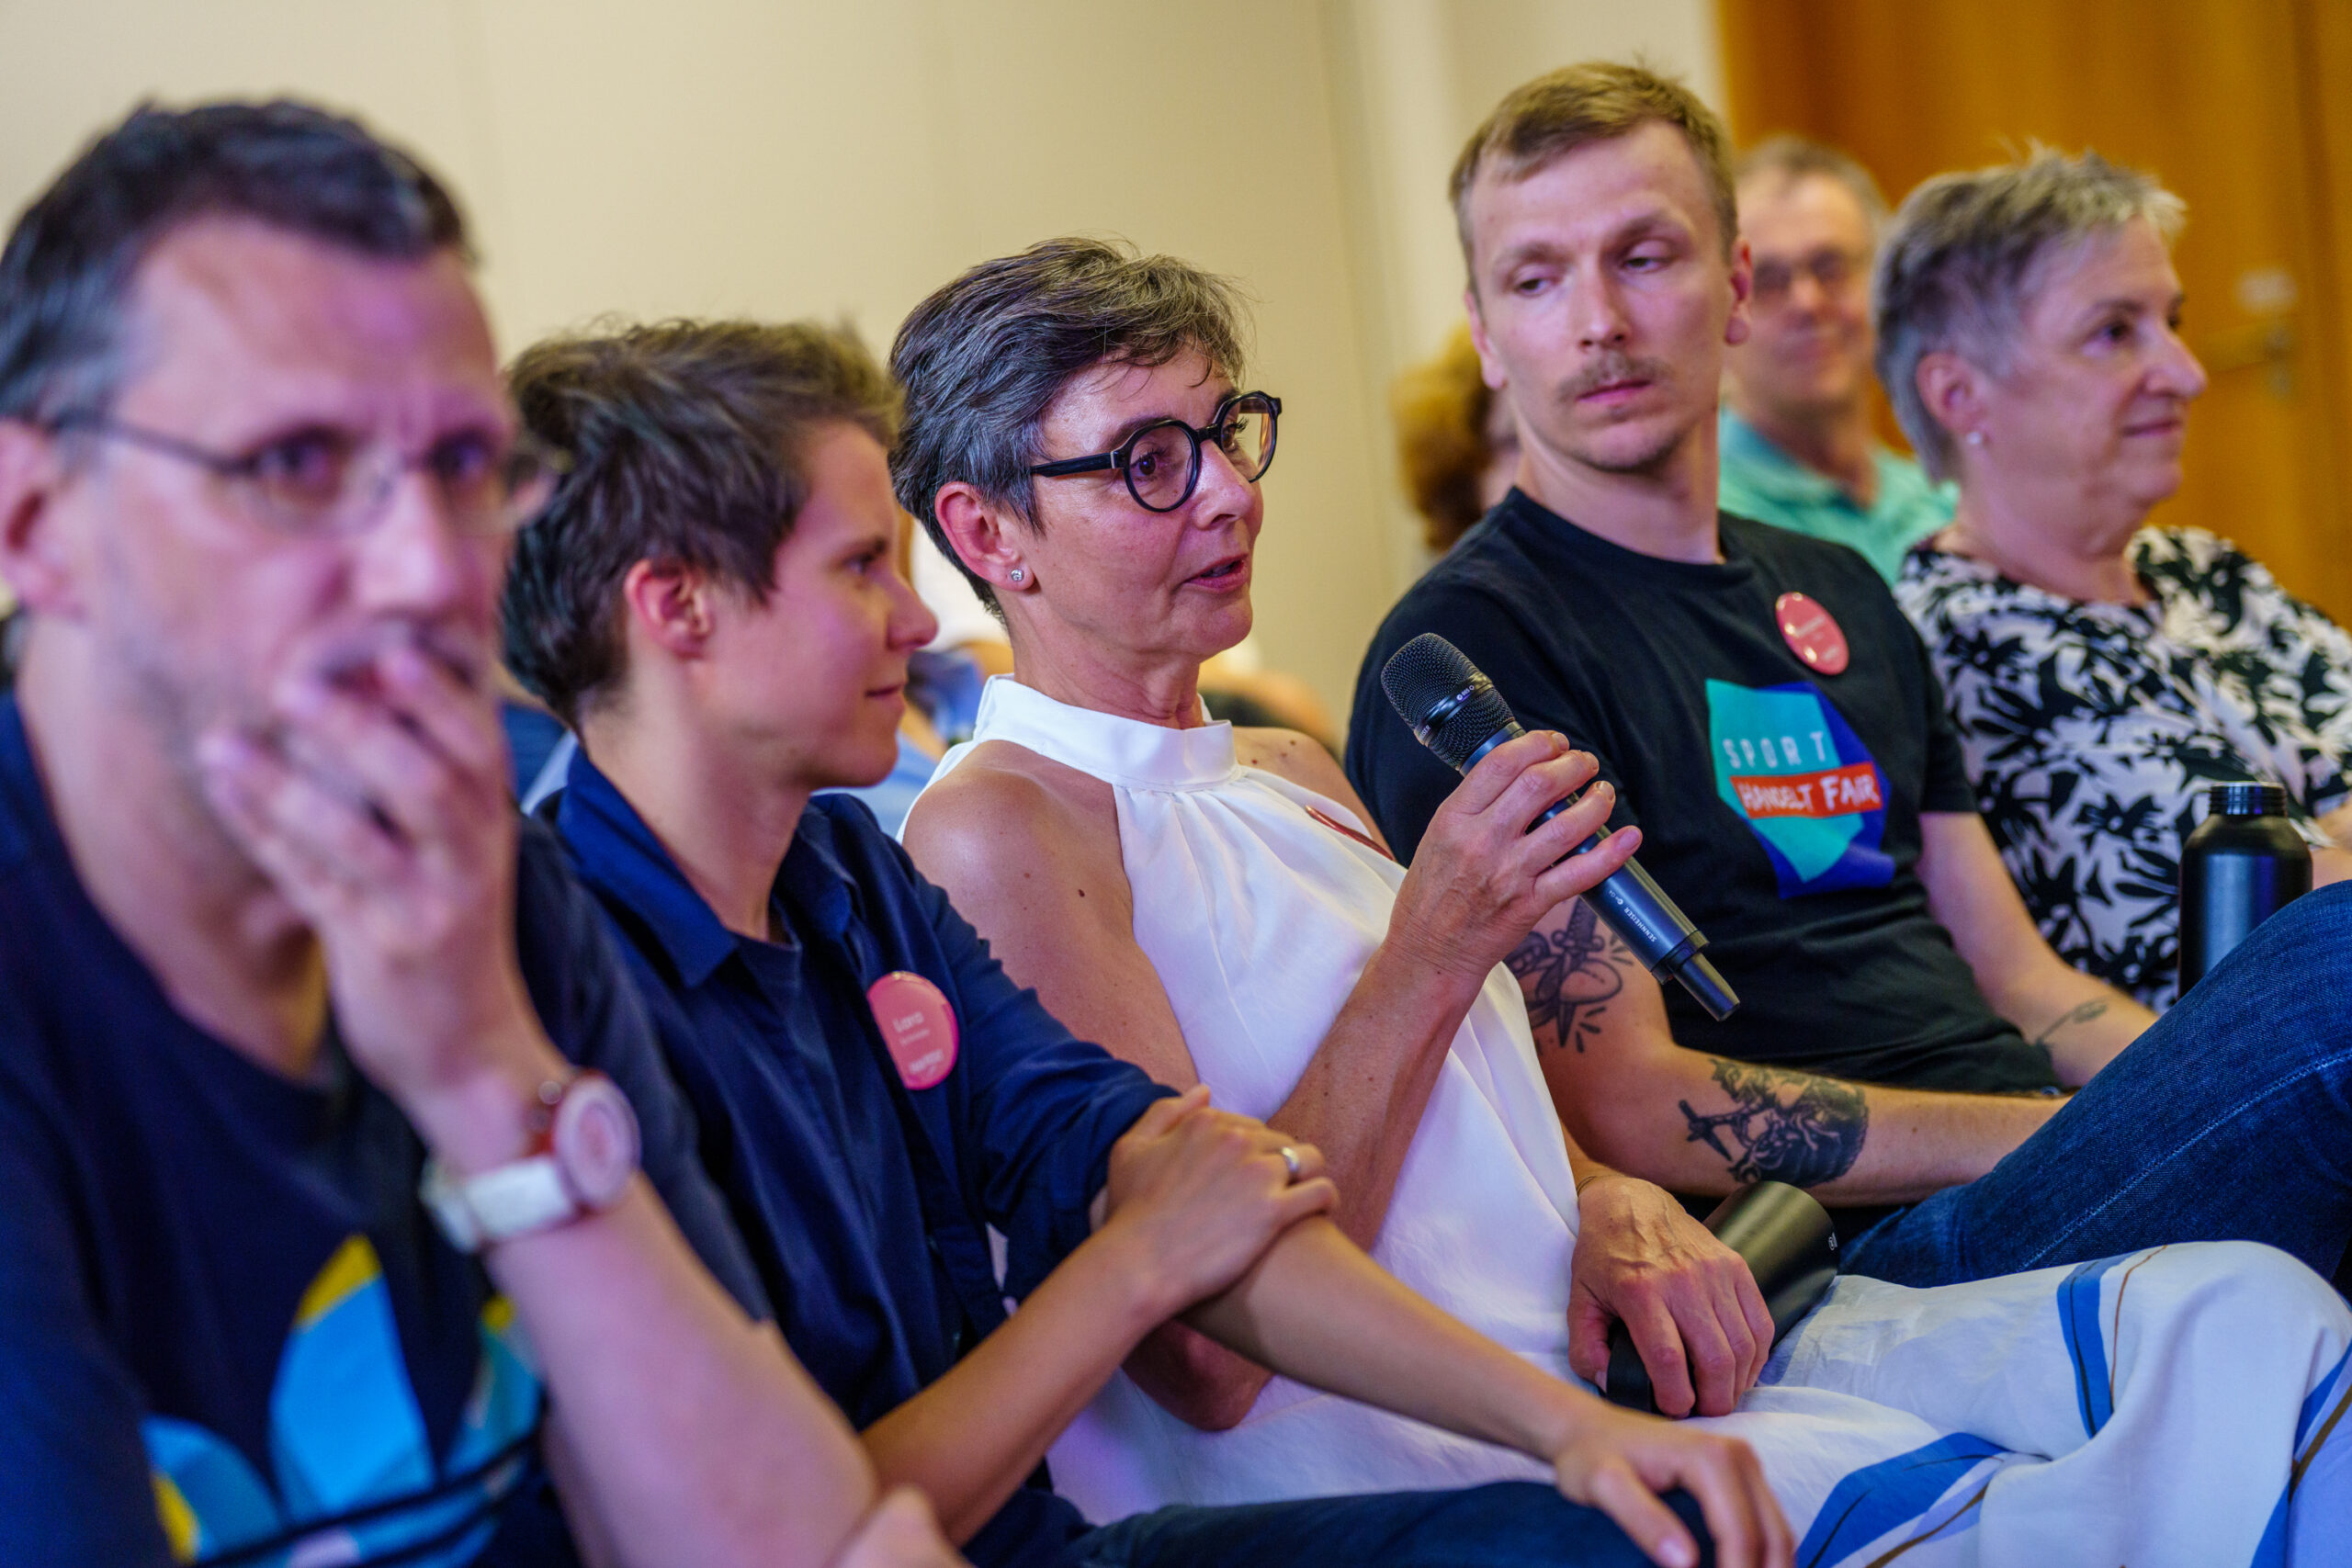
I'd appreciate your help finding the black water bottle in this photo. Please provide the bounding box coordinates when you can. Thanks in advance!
[2177,782,2312,993]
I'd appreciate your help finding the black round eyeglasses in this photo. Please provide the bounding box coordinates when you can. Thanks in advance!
[1027,390,1280,513]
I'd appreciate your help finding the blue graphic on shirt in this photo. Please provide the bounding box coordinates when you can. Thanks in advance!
[1706,679,1894,897]
[143,1234,542,1567]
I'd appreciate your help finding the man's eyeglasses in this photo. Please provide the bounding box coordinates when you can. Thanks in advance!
[1750,247,1869,307]
[1028,390,1281,513]
[44,412,570,539]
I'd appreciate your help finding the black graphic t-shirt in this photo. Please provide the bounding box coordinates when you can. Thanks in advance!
[0,696,767,1567]
[1347,491,2058,1094]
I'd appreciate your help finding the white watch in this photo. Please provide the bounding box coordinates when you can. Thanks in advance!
[420,1070,641,1253]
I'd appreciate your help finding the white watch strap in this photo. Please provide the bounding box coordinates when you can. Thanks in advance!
[421,1153,575,1254]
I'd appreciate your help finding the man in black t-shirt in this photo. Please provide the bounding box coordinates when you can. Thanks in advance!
[1348,62,2352,1288]
[0,102,948,1567]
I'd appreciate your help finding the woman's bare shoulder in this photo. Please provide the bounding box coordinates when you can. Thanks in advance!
[902,740,1120,890]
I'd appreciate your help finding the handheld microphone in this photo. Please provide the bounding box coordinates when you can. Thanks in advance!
[1380,632,1738,1021]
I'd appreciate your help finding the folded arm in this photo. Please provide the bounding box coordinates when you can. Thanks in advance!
[856,1089,1335,1543]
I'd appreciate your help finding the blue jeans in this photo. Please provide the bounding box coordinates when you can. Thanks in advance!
[1058,1482,1710,1568]
[1843,879,2352,1285]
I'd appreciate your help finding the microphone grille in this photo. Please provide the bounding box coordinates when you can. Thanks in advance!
[1381,633,1477,721]
[1381,633,1518,770]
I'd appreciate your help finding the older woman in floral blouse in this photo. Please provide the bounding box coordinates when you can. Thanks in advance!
[1885,149,2352,1008]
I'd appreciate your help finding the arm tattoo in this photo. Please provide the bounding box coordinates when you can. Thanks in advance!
[2030,998,2109,1051]
[1679,1058,1867,1187]
[1506,899,1626,1052]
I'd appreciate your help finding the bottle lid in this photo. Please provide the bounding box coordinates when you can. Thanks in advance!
[2208,781,2289,817]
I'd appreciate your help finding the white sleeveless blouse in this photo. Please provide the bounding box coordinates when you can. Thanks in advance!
[922,676,1571,1513]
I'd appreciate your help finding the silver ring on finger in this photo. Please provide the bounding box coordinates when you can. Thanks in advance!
[1279,1145,1304,1183]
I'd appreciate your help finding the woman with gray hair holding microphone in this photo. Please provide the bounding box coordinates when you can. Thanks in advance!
[1888,150,2352,1009]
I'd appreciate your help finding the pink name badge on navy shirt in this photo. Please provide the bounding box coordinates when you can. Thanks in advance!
[1774,592,1850,676]
[868,971,959,1089]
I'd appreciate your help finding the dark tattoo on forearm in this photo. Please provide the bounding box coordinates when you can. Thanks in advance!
[1507,900,1627,1052]
[1679,1058,1867,1187]
[2030,998,2109,1052]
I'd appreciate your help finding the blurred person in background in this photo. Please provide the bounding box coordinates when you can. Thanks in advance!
[1888,150,2352,1009]
[1392,323,1521,553]
[1720,138,1951,581]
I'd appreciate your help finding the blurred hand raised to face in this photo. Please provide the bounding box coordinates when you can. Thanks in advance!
[31,216,557,1114]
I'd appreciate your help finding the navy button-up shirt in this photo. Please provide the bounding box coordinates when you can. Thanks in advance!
[553,752,1170,1568]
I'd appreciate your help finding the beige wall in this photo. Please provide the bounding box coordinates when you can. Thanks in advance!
[0,0,1717,724]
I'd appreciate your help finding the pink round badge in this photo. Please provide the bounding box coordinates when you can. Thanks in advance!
[867,971,959,1090]
[1774,592,1850,676]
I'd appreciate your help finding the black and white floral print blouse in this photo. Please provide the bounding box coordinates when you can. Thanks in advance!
[1897,527,2352,1008]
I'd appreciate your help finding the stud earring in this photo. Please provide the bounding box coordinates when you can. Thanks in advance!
[1009,568,1025,583]
[1964,431,1986,447]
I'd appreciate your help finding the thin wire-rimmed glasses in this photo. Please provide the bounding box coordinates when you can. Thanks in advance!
[1028,390,1281,513]
[44,412,571,539]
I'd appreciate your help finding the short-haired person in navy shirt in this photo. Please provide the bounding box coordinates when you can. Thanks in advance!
[501,318,1789,1568]
[0,103,955,1568]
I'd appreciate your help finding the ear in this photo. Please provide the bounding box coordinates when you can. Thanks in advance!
[1464,289,1510,393]
[1723,237,1755,348]
[932,482,1030,599]
[1914,351,1989,451]
[0,420,84,619]
[618,558,720,662]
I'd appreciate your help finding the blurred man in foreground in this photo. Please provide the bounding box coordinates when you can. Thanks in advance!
[0,100,950,1568]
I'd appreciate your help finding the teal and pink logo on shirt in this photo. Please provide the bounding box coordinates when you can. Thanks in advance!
[1705,678,1893,897]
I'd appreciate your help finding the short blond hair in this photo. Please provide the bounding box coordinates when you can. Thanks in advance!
[1451,61,1738,280]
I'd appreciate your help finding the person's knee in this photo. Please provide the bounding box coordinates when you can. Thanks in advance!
[2169,882,2352,1067]
[2212,879,2352,993]
[2169,1241,2349,1342]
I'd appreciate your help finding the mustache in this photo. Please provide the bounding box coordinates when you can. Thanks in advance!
[1556,352,1675,401]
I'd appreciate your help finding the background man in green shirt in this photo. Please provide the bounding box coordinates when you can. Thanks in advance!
[1718,137,1951,581]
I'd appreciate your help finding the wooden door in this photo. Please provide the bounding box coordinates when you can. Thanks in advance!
[1718,0,2352,622]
